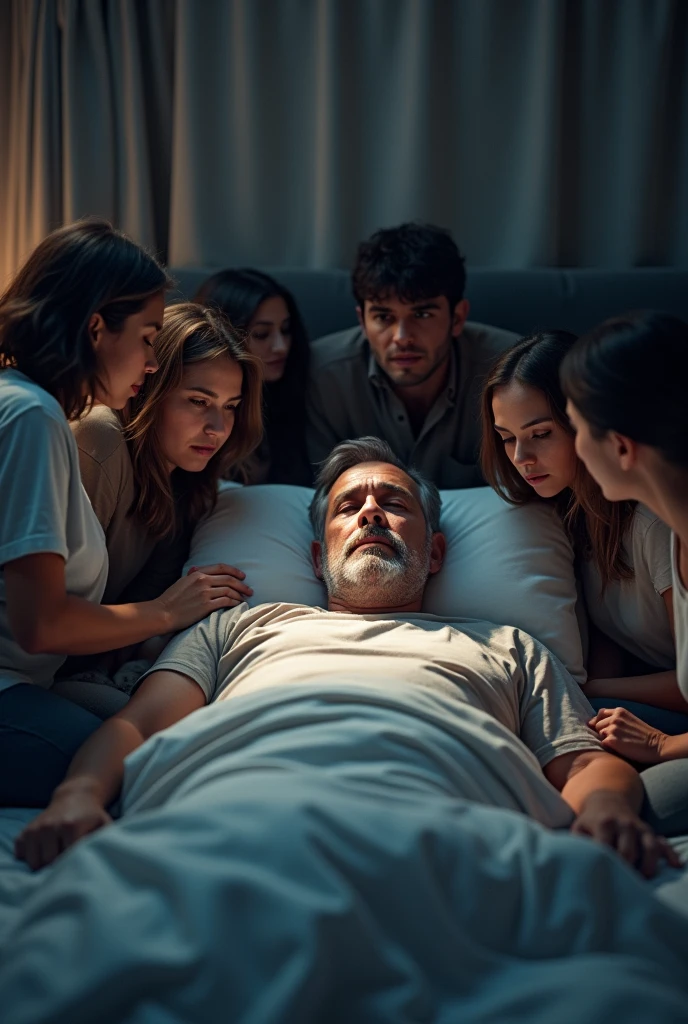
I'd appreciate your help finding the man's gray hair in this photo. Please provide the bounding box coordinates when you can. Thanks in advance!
[308,437,442,540]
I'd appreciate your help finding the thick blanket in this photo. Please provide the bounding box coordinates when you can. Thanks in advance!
[1,684,687,1024]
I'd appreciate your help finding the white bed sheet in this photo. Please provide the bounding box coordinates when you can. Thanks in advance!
[1,687,687,1023]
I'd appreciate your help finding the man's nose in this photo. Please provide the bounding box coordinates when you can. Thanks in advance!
[392,319,414,345]
[357,496,389,529]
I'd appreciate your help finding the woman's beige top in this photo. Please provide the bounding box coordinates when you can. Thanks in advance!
[71,406,155,603]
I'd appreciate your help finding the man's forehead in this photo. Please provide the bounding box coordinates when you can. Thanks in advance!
[328,462,419,504]
[364,293,446,311]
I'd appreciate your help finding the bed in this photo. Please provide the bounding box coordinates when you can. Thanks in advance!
[1,484,686,1022]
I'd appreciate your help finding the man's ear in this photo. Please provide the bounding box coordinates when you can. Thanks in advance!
[451,299,470,338]
[613,432,639,472]
[428,532,446,576]
[355,305,365,330]
[89,312,106,351]
[311,540,324,580]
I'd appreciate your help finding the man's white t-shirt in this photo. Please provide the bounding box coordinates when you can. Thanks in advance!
[144,602,602,773]
[0,370,108,692]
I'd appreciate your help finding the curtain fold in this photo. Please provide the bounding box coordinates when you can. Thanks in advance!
[0,0,174,288]
[1,0,687,286]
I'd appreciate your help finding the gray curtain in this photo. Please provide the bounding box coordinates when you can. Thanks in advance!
[1,0,687,287]
[0,0,174,289]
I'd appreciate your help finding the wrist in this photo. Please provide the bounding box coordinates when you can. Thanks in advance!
[149,597,175,634]
[54,775,105,804]
[657,732,688,762]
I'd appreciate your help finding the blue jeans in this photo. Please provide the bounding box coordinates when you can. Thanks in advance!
[0,683,103,808]
[588,697,688,838]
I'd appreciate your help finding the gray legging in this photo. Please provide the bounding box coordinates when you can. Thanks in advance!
[588,697,688,838]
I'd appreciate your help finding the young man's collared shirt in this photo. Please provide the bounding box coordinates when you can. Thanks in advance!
[305,322,519,488]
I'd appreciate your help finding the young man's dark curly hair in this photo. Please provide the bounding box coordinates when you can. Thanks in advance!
[351,223,466,312]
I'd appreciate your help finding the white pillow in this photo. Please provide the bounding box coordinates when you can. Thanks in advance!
[186,483,585,682]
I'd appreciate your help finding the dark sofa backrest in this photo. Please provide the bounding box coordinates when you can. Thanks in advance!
[169,266,688,342]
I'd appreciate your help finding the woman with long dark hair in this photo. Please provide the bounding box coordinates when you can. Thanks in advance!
[480,331,683,725]
[0,222,246,807]
[194,269,312,485]
[561,311,688,772]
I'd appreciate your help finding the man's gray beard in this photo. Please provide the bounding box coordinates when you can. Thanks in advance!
[320,531,432,608]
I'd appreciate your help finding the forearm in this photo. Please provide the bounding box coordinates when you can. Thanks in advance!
[35,594,171,656]
[560,753,643,814]
[584,670,688,713]
[54,716,146,809]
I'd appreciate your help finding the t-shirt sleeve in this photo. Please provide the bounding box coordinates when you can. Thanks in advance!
[137,605,248,702]
[0,406,71,566]
[642,516,673,594]
[516,632,603,767]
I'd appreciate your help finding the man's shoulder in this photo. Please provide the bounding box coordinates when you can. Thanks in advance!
[310,326,368,374]
[227,602,326,628]
[461,321,519,364]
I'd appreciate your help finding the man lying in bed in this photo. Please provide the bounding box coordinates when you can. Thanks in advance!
[15,436,680,876]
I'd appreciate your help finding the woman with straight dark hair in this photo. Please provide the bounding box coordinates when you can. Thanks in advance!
[480,331,684,725]
[0,221,245,807]
[194,268,312,486]
[562,311,688,777]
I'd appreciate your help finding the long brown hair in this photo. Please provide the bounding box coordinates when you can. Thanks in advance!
[0,219,171,419]
[480,331,634,586]
[124,303,263,538]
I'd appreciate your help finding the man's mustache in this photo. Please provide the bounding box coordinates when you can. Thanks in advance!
[344,525,403,558]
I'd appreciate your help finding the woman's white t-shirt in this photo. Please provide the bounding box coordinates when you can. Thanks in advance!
[0,370,108,693]
[672,533,688,700]
[580,504,674,670]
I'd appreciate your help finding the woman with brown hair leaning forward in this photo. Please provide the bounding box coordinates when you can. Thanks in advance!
[67,302,263,687]
[0,222,256,807]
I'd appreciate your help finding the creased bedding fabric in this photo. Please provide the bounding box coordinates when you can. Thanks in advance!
[1,684,687,1024]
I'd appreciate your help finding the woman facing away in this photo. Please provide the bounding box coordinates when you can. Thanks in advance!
[561,311,688,770]
[194,268,313,486]
[0,221,252,808]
